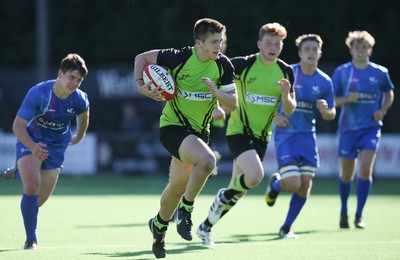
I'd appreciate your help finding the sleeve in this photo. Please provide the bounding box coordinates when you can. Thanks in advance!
[17,87,39,121]
[75,91,90,115]
[277,59,295,93]
[331,67,343,97]
[324,79,336,108]
[381,69,395,93]
[218,55,235,88]
[157,47,191,72]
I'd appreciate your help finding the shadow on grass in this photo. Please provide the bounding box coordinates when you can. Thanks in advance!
[219,230,323,243]
[85,243,207,259]
[77,222,146,229]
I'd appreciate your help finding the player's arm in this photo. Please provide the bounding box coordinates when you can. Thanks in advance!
[373,90,394,121]
[316,99,336,121]
[278,79,296,116]
[201,77,238,112]
[12,115,48,161]
[134,50,165,101]
[274,111,290,127]
[212,101,226,120]
[70,109,90,145]
[334,92,359,107]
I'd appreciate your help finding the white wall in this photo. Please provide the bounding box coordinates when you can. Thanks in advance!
[263,134,400,178]
[1,133,399,177]
[0,132,97,175]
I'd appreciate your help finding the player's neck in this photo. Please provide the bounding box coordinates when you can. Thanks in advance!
[299,63,316,75]
[352,59,369,69]
[53,82,70,99]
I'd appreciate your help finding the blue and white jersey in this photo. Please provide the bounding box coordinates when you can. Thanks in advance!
[17,80,89,145]
[332,62,394,133]
[275,63,335,133]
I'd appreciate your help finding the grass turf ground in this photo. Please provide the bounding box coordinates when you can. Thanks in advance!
[0,175,399,259]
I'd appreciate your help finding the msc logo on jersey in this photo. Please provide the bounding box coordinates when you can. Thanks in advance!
[178,89,212,101]
[246,92,277,106]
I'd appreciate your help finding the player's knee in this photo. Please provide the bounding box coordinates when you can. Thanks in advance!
[245,169,264,188]
[198,153,216,174]
[280,165,301,192]
[23,182,40,196]
[282,179,301,192]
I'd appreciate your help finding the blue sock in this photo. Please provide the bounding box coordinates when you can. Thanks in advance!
[272,179,281,192]
[282,193,306,229]
[21,193,39,242]
[339,178,353,214]
[356,178,372,218]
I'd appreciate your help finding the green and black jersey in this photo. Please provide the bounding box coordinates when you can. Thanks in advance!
[157,47,235,136]
[227,53,294,142]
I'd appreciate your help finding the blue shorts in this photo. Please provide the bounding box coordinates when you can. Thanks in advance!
[16,141,67,170]
[338,127,381,159]
[274,132,318,168]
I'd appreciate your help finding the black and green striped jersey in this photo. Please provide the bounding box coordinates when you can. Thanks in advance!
[227,53,294,142]
[157,46,235,136]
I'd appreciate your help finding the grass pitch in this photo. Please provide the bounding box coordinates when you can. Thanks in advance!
[0,175,399,259]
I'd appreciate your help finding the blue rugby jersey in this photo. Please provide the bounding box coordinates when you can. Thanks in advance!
[275,63,335,133]
[17,80,89,145]
[331,62,394,133]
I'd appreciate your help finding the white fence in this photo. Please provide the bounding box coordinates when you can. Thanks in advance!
[1,132,399,178]
[0,132,97,175]
[263,134,400,178]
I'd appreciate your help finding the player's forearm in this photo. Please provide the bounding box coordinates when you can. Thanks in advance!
[12,117,36,151]
[281,92,296,116]
[72,111,89,144]
[321,107,336,121]
[215,90,238,112]
[380,90,394,115]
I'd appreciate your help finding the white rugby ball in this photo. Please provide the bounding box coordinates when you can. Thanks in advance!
[143,64,177,101]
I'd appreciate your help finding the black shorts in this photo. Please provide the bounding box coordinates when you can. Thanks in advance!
[160,125,209,160]
[226,134,268,160]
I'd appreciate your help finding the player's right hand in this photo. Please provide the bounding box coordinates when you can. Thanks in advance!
[32,142,49,161]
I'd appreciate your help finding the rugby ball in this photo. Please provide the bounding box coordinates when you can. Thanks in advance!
[143,64,177,101]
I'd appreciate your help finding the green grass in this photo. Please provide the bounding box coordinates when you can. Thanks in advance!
[0,175,399,259]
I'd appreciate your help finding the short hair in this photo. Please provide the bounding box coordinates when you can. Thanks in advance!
[259,22,287,41]
[193,18,225,42]
[295,34,323,49]
[60,53,88,77]
[345,31,375,48]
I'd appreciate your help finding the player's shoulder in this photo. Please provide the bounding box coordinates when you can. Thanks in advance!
[28,80,55,94]
[216,52,233,68]
[334,62,352,72]
[75,88,88,97]
[230,53,257,74]
[276,58,292,69]
[315,68,332,81]
[230,53,257,64]
[157,46,193,70]
[369,61,389,73]
[158,46,192,57]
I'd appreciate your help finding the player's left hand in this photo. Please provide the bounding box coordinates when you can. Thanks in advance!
[316,99,328,113]
[373,109,386,122]
[277,79,291,94]
[202,77,219,96]
[274,112,289,127]
[213,105,226,120]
